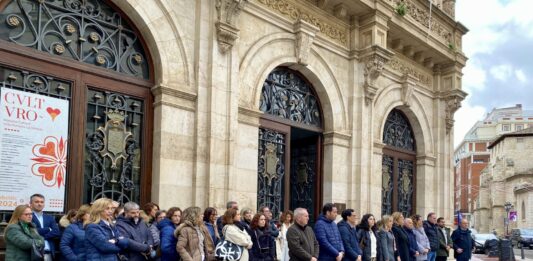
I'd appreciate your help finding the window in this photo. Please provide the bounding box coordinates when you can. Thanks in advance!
[516,125,523,131]
[502,124,510,131]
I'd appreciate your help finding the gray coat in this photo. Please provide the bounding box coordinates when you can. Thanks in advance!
[377,229,395,261]
[413,227,430,261]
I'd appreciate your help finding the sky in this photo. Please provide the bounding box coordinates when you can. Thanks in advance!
[453,0,533,147]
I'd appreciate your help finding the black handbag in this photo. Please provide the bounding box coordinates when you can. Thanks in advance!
[30,239,44,261]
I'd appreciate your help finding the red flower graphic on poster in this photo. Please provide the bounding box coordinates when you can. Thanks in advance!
[31,136,67,188]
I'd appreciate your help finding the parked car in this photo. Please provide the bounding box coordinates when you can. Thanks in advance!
[510,228,533,248]
[473,233,498,254]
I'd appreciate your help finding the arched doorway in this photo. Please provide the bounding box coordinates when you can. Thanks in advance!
[381,109,416,217]
[257,67,323,222]
[0,0,153,214]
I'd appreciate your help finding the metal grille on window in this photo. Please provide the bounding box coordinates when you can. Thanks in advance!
[0,0,149,79]
[397,159,414,217]
[85,89,143,204]
[290,141,317,224]
[259,68,321,127]
[257,128,285,221]
[0,64,71,221]
[383,109,415,151]
[381,155,393,216]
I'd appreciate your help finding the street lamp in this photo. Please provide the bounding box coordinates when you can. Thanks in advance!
[504,201,513,238]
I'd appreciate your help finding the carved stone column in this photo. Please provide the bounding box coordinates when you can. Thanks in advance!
[360,45,394,106]
[294,19,319,66]
[443,89,467,133]
[215,0,248,53]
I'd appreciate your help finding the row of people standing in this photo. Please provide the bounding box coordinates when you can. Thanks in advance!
[3,195,475,261]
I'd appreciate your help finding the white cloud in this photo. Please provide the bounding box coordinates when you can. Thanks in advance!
[456,0,533,56]
[453,99,487,147]
[462,60,487,91]
[515,69,527,83]
[489,64,513,81]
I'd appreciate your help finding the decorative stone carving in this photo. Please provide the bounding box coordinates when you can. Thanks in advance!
[294,20,319,66]
[443,0,456,18]
[215,0,249,53]
[333,3,347,19]
[256,0,348,45]
[386,0,453,44]
[401,74,417,107]
[443,89,467,133]
[361,46,394,106]
[387,57,432,87]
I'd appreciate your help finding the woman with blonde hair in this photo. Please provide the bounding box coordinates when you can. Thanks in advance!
[377,215,396,261]
[176,206,216,261]
[60,204,91,260]
[391,212,409,261]
[85,198,129,260]
[4,204,44,260]
[222,208,253,261]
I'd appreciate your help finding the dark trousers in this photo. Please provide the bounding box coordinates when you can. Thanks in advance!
[436,256,448,261]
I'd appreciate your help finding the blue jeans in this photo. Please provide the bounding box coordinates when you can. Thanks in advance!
[428,251,437,261]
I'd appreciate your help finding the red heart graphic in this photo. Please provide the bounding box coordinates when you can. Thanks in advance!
[46,107,61,121]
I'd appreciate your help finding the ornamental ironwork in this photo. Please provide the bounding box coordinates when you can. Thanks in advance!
[257,128,285,221]
[260,68,321,127]
[398,159,414,217]
[383,109,415,151]
[381,155,393,216]
[290,141,317,224]
[85,89,144,204]
[0,0,149,79]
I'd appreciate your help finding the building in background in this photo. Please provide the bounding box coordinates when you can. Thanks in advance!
[454,104,533,228]
[473,127,533,235]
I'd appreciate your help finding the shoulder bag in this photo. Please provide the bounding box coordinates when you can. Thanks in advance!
[30,239,44,261]
[215,226,244,260]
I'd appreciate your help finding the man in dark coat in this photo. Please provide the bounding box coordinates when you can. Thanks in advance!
[423,212,440,261]
[287,208,319,261]
[436,217,452,261]
[451,219,475,261]
[116,202,155,261]
[337,209,362,261]
[30,193,61,260]
[404,218,420,261]
[314,203,345,261]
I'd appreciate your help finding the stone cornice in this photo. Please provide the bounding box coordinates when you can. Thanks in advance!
[238,106,263,127]
[417,155,437,166]
[255,0,348,46]
[386,55,432,87]
[151,84,197,101]
[323,131,351,148]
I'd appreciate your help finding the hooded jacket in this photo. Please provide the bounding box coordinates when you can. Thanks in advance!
[314,215,344,261]
[60,221,86,260]
[158,218,180,261]
[115,215,154,261]
[175,221,215,261]
[451,228,474,261]
[337,220,362,261]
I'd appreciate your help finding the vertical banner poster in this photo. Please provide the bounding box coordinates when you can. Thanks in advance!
[509,211,517,222]
[0,87,69,212]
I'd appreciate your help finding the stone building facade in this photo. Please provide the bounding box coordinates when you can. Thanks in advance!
[474,127,533,234]
[454,104,533,226]
[0,0,467,224]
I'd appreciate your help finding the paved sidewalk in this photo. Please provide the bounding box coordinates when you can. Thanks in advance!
[471,254,533,261]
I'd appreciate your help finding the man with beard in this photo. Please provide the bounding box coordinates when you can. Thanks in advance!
[116,202,155,261]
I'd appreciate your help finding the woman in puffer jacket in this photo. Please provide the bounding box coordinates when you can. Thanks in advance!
[84,198,129,261]
[176,206,216,261]
[60,204,91,260]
